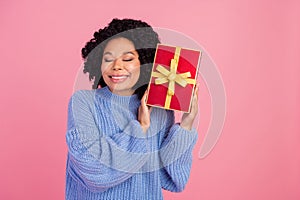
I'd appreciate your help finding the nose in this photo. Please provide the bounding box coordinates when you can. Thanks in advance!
[112,58,123,71]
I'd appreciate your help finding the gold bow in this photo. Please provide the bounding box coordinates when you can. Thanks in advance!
[152,47,196,109]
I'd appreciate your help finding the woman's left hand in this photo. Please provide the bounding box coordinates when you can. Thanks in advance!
[180,85,199,131]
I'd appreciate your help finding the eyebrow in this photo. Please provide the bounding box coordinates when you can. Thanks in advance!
[103,52,113,56]
[103,51,136,56]
[123,51,135,55]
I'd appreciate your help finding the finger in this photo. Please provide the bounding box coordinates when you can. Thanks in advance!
[193,85,198,103]
[190,89,198,114]
[144,89,149,101]
[141,91,147,106]
[194,84,199,97]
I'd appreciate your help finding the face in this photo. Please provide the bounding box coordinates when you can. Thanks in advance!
[101,37,140,96]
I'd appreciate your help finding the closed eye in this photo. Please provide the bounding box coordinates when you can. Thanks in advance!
[103,52,114,62]
[123,58,133,62]
[104,58,114,62]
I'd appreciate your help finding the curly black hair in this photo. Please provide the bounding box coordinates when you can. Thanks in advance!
[81,18,160,99]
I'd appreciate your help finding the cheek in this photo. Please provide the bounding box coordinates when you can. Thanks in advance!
[131,61,141,77]
[131,66,140,79]
[100,63,109,83]
[100,63,106,73]
[100,63,110,76]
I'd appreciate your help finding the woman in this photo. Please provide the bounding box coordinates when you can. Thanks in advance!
[66,18,198,200]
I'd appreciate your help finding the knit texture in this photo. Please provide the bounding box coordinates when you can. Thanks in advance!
[66,86,198,200]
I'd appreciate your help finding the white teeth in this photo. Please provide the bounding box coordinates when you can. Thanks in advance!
[111,76,127,79]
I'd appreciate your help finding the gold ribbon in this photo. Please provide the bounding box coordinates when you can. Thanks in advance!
[152,47,196,109]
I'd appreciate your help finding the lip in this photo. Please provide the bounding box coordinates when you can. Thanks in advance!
[108,74,129,83]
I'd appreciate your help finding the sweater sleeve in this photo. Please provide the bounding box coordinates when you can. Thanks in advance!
[66,90,150,192]
[159,111,198,192]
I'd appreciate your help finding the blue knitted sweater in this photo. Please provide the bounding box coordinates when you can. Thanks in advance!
[65,87,198,200]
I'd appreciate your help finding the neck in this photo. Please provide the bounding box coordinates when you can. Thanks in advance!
[108,88,135,96]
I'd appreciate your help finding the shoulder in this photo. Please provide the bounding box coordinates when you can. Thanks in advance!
[70,89,96,101]
[68,89,97,110]
[67,90,100,129]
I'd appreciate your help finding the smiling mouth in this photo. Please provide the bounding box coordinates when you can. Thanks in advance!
[108,75,129,83]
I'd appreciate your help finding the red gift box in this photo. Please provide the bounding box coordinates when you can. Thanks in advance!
[146,44,201,113]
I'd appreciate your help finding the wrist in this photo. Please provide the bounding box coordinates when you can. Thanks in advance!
[179,122,193,131]
[140,124,150,133]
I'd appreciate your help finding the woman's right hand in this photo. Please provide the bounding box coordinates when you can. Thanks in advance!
[138,91,152,133]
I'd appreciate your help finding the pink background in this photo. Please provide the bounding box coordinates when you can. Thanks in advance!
[1,0,299,199]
